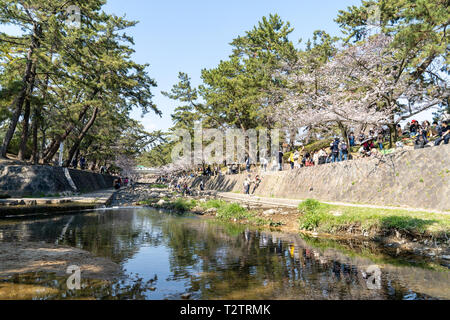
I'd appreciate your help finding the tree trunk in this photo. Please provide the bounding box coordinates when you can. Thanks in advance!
[338,121,350,148]
[0,32,40,158]
[18,63,37,161]
[17,99,32,161]
[388,114,396,149]
[40,128,46,160]
[73,148,80,167]
[42,105,90,163]
[31,42,55,164]
[30,106,40,164]
[389,125,393,149]
[289,127,296,150]
[64,107,99,167]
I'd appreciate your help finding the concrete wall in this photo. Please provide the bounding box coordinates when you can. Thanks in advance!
[68,169,116,193]
[0,163,117,196]
[191,144,450,211]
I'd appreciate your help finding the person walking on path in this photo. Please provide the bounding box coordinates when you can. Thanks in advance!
[339,141,349,161]
[243,176,251,195]
[377,131,384,151]
[245,156,251,172]
[331,138,340,163]
[252,175,261,194]
[289,152,295,170]
[260,156,268,172]
[278,150,284,171]
[80,156,86,170]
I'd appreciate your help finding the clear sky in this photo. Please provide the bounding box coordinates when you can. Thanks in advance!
[103,0,364,131]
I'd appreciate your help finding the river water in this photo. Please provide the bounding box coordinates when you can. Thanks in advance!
[0,207,448,300]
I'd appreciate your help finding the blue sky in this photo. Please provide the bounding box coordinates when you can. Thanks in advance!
[103,0,363,131]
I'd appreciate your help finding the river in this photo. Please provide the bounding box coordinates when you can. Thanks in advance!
[0,207,448,300]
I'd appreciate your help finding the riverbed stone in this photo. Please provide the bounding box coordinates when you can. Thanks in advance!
[181,293,191,300]
[205,208,217,215]
[191,206,205,215]
[263,209,277,215]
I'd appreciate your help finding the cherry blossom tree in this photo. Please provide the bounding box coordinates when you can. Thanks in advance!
[271,34,449,144]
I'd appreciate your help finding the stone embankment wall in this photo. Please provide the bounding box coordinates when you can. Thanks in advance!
[190,145,450,211]
[0,163,117,196]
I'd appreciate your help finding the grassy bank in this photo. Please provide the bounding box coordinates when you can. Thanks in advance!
[145,197,281,227]
[149,184,168,189]
[198,199,273,226]
[139,198,195,212]
[140,195,449,241]
[297,199,450,240]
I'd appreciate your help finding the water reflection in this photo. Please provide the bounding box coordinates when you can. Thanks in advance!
[0,208,448,300]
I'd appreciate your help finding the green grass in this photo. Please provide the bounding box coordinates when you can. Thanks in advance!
[298,199,450,239]
[138,198,158,205]
[149,184,168,189]
[148,198,197,212]
[199,199,227,209]
[200,199,272,226]
[171,198,197,212]
[0,194,11,199]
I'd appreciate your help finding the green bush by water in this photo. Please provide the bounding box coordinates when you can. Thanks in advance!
[201,199,270,226]
[201,199,227,209]
[297,199,328,231]
[172,198,197,212]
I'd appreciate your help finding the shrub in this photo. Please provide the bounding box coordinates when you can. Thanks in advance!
[202,199,226,209]
[172,198,197,212]
[217,202,249,220]
[299,210,325,231]
[298,199,323,213]
[298,199,327,231]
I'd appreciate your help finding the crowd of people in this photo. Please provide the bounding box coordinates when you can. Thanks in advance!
[113,177,132,190]
[69,155,112,174]
[274,119,450,171]
[243,174,262,195]
[159,171,263,196]
[155,119,449,195]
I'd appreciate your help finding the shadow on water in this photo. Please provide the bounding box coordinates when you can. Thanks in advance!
[0,208,448,300]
